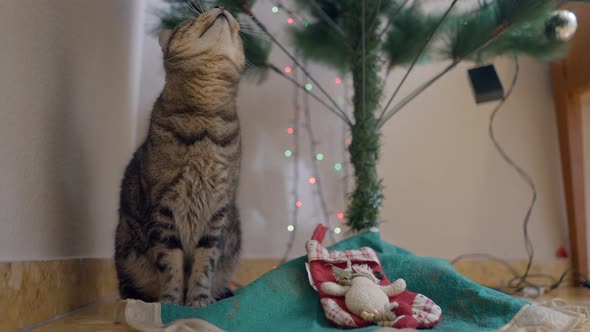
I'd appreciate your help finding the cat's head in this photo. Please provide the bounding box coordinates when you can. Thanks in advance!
[159,6,245,80]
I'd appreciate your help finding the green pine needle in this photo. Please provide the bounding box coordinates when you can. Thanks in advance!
[443,0,560,61]
[475,20,568,61]
[382,4,444,67]
[290,21,349,72]
[496,0,555,26]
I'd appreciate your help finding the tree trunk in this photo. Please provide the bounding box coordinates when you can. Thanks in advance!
[345,3,383,232]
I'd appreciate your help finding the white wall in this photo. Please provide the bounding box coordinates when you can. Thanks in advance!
[0,0,144,260]
[379,59,566,260]
[0,0,569,262]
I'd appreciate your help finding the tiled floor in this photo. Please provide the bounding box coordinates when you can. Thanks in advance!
[30,287,590,331]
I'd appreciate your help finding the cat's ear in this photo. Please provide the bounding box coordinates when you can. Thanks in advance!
[159,29,173,51]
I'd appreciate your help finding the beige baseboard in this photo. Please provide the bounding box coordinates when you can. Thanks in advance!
[0,259,118,331]
[0,258,281,331]
[0,256,571,331]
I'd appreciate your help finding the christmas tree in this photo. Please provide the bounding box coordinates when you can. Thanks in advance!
[158,0,581,232]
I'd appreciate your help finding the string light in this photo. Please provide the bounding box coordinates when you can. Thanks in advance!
[281,48,303,264]
[337,212,345,220]
[299,57,333,243]
[272,6,279,13]
[274,28,347,260]
[287,17,294,24]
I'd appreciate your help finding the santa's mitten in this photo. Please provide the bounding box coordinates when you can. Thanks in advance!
[305,225,442,329]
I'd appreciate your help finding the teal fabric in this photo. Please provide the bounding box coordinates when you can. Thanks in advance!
[161,231,528,331]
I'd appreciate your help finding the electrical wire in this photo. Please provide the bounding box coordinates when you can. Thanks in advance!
[488,57,537,290]
[280,52,303,264]
[451,56,590,298]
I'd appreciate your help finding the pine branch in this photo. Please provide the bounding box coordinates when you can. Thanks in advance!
[379,19,512,127]
[309,0,349,43]
[379,0,559,126]
[444,0,555,61]
[377,0,410,40]
[379,64,456,127]
[367,0,383,33]
[234,0,352,126]
[378,0,459,123]
[268,64,350,124]
[291,21,350,72]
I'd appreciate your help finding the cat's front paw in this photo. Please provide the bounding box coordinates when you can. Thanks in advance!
[159,294,182,305]
[187,295,215,307]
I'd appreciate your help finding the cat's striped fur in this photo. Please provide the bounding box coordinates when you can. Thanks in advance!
[115,7,245,307]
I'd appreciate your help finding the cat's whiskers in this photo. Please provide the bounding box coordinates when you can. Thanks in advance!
[243,59,255,70]
[237,16,258,29]
[192,0,209,14]
[182,7,199,16]
[237,17,270,39]
[239,30,271,43]
[237,21,270,42]
[185,0,202,15]
[175,11,197,20]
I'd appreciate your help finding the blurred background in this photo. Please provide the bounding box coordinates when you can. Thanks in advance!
[0,0,579,264]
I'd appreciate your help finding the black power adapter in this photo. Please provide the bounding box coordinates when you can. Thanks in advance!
[468,65,504,104]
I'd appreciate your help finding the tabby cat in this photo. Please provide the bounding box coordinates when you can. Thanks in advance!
[114,6,244,307]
